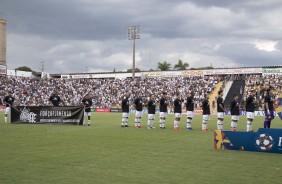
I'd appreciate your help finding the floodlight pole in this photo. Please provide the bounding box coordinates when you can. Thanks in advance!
[132,38,136,78]
[128,25,140,78]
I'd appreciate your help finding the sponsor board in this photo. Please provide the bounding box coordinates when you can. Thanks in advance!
[96,108,110,112]
[263,68,282,74]
[11,106,84,125]
[225,110,279,117]
[110,108,123,112]
[214,128,282,154]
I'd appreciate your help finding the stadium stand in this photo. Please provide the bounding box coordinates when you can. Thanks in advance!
[0,75,219,109]
[242,74,281,110]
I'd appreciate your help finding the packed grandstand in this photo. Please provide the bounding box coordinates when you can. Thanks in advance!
[0,66,281,111]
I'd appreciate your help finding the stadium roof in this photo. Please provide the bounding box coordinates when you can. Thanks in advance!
[49,65,282,77]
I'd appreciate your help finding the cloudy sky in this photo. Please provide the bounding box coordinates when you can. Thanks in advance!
[1,0,282,73]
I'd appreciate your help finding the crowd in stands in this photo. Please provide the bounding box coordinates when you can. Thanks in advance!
[0,75,219,109]
[243,74,281,110]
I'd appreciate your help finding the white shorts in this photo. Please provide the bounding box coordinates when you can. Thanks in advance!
[217,112,224,119]
[159,112,167,118]
[231,115,240,121]
[187,111,194,118]
[175,113,181,118]
[84,111,91,116]
[246,112,255,120]
[122,112,129,118]
[148,114,155,120]
[203,115,210,121]
[5,107,11,115]
[136,111,142,118]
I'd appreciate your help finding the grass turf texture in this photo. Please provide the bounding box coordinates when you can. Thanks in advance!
[0,112,282,184]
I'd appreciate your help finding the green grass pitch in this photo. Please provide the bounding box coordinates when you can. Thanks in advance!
[0,112,282,184]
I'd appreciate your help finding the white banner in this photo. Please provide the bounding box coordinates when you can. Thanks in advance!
[262,68,282,74]
[203,68,263,75]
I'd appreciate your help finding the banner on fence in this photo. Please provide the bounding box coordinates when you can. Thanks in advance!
[95,108,110,112]
[225,110,279,117]
[11,106,84,125]
[110,108,123,112]
[214,128,282,154]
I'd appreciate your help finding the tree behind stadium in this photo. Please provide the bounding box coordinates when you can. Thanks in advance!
[174,59,189,70]
[15,66,33,72]
[158,61,171,71]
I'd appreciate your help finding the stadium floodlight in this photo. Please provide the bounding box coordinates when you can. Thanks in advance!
[128,25,140,78]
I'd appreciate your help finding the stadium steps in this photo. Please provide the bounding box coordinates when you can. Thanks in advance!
[209,81,222,113]
[224,80,246,108]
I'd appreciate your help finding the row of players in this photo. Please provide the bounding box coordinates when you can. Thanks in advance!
[121,88,276,132]
[3,87,275,130]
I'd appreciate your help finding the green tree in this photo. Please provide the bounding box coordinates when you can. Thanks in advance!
[174,59,189,70]
[127,68,141,72]
[157,61,171,71]
[15,66,33,72]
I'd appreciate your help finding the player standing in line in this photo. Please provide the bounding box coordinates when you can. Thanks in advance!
[201,94,210,132]
[159,92,168,129]
[133,94,143,128]
[264,88,275,128]
[81,94,93,126]
[245,90,256,132]
[217,90,225,130]
[186,92,195,130]
[230,94,240,131]
[173,93,182,131]
[147,94,156,129]
[49,91,62,106]
[121,92,130,128]
[3,91,15,125]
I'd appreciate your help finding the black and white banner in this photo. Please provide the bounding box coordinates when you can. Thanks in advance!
[11,106,84,125]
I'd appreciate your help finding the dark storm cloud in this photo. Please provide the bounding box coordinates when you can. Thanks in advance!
[0,0,282,73]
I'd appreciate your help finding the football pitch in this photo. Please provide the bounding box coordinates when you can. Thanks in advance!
[0,112,281,184]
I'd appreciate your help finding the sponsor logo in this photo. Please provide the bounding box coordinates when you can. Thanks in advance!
[20,107,37,123]
[256,134,274,151]
[279,137,282,147]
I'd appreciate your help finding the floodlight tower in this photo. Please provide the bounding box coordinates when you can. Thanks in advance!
[128,25,140,78]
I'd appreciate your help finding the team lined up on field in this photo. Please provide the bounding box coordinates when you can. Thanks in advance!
[2,86,275,130]
[120,88,275,132]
